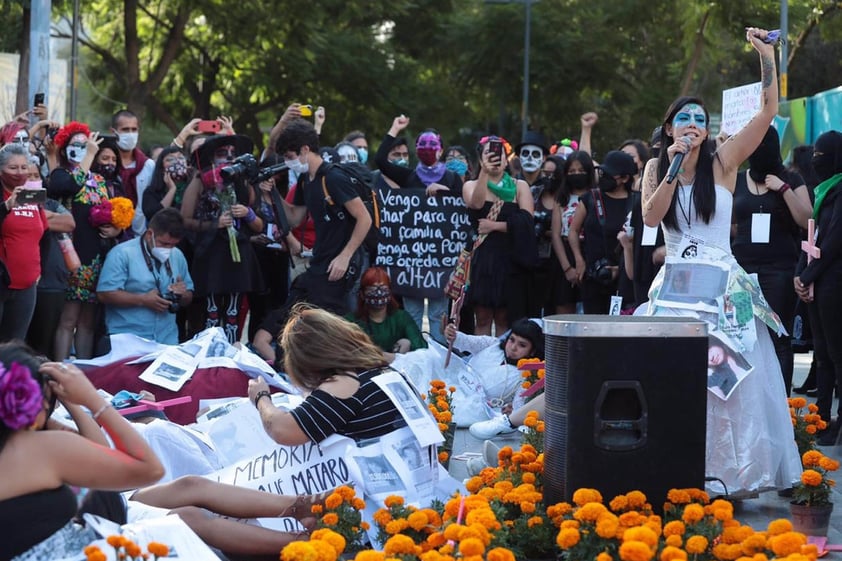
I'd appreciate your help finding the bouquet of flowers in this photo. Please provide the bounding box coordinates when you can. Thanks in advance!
[423,380,455,466]
[219,184,241,263]
[312,485,369,551]
[793,449,840,506]
[88,197,134,230]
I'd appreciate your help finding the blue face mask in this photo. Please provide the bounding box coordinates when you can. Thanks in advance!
[446,159,468,176]
[356,147,368,165]
[390,158,409,168]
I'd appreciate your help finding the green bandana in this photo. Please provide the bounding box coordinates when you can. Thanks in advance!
[813,173,842,219]
[487,173,517,202]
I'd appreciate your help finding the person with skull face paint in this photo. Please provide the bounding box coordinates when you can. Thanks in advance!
[111,110,155,236]
[375,116,463,344]
[733,126,811,395]
[346,267,426,362]
[641,28,802,495]
[180,134,265,344]
[795,130,842,444]
[48,122,122,360]
[567,150,636,313]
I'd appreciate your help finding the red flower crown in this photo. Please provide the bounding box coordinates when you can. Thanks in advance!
[54,121,91,151]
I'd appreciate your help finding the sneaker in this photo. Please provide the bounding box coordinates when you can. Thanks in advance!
[469,415,516,440]
[466,457,487,477]
[483,440,501,468]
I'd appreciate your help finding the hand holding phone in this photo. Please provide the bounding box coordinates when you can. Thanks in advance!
[488,140,503,161]
[298,105,313,117]
[34,92,45,106]
[197,120,221,134]
[18,188,47,205]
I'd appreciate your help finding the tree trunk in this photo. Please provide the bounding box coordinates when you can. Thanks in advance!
[678,9,712,98]
[15,6,31,116]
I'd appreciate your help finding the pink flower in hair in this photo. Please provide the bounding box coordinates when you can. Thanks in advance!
[0,362,43,430]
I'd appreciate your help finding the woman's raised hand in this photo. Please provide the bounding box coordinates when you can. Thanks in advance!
[41,362,104,410]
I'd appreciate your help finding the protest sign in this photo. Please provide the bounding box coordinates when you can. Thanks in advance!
[721,82,762,135]
[375,188,472,299]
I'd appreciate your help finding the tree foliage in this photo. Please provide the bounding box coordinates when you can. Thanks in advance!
[7,0,838,151]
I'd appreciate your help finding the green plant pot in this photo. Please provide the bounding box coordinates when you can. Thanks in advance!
[790,502,834,536]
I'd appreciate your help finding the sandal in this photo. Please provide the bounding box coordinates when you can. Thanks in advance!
[280,489,333,519]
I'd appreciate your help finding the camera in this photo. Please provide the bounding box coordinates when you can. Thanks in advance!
[47,127,59,139]
[533,210,551,237]
[586,257,614,286]
[162,291,181,314]
[220,154,288,185]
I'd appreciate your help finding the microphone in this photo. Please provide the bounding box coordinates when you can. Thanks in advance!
[666,137,689,183]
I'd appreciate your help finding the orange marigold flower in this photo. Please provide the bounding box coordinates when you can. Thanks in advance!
[385,519,409,535]
[597,553,613,561]
[619,541,654,561]
[322,513,339,525]
[384,535,419,556]
[87,552,107,561]
[820,457,841,471]
[660,545,688,561]
[626,491,648,508]
[596,514,620,538]
[408,511,429,532]
[384,495,404,508]
[281,542,319,561]
[459,538,486,557]
[353,551,386,561]
[806,425,818,434]
[574,502,608,522]
[572,488,603,506]
[520,501,536,514]
[681,503,705,524]
[556,527,581,549]
[808,403,819,413]
[789,397,808,408]
[802,450,823,467]
[486,547,516,561]
[801,469,823,486]
[312,504,324,514]
[524,415,537,428]
[522,472,536,485]
[431,380,446,389]
[767,519,793,535]
[527,516,544,527]
[125,542,141,557]
[537,421,545,432]
[712,543,743,561]
[663,520,686,536]
[769,532,807,557]
[352,497,366,510]
[665,534,683,548]
[624,526,659,547]
[309,539,339,561]
[325,493,343,509]
[666,489,691,504]
[439,451,449,462]
[337,486,355,500]
[610,495,630,511]
[685,535,708,554]
[314,529,346,555]
[741,533,767,555]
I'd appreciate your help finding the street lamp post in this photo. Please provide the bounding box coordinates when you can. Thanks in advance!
[485,0,538,139]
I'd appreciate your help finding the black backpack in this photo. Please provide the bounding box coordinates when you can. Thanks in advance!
[320,162,384,257]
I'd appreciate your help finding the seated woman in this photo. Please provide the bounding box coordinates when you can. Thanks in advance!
[0,341,164,560]
[346,267,427,362]
[247,305,410,445]
[0,342,333,559]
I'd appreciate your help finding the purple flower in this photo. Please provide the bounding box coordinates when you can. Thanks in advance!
[0,362,43,430]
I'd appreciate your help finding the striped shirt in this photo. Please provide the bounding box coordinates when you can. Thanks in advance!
[289,367,407,443]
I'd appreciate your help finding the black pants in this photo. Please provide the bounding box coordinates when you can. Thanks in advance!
[26,289,65,359]
[746,264,796,394]
[0,284,37,342]
[809,274,842,423]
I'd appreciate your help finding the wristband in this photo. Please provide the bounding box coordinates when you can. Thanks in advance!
[245,208,257,223]
[172,137,184,149]
[92,403,112,421]
[254,390,271,408]
[563,266,572,273]
[779,183,791,194]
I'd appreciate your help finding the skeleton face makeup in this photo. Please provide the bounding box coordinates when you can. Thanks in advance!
[672,104,707,130]
[519,144,544,173]
[337,145,359,164]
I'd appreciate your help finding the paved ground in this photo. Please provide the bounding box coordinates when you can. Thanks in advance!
[446,352,842,546]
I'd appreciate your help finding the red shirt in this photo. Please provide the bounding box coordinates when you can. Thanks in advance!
[1,195,48,289]
[285,183,316,248]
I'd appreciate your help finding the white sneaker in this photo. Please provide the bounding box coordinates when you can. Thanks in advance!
[469,414,516,440]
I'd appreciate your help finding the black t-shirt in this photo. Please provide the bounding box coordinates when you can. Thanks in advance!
[581,190,629,267]
[292,161,360,274]
[732,170,804,268]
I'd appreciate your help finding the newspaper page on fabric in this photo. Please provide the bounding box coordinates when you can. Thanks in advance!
[656,257,730,313]
[372,370,444,448]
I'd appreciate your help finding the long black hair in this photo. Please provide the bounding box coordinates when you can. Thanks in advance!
[658,96,718,231]
[557,150,595,207]
[500,318,545,363]
[0,342,52,453]
[149,146,185,196]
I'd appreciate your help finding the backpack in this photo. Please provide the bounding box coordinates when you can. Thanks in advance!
[320,162,384,257]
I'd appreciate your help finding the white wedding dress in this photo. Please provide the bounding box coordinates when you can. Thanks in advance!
[646,184,802,496]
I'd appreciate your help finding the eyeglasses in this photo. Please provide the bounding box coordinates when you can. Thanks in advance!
[520,148,543,159]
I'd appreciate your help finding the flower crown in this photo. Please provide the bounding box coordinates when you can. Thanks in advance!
[88,197,135,230]
[54,121,91,151]
[0,361,42,430]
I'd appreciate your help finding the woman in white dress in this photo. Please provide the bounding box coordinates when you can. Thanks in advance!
[641,27,801,497]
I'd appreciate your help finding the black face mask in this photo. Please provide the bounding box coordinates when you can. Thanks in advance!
[598,174,620,193]
[566,173,588,191]
[812,133,842,182]
[748,128,784,183]
[93,163,117,180]
[651,146,661,159]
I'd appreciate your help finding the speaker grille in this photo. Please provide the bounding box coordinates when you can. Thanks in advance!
[544,335,569,505]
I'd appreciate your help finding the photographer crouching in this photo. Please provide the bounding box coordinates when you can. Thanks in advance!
[96,208,194,344]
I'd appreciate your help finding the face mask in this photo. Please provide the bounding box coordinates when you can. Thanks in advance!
[748,129,783,183]
[0,172,28,189]
[519,145,544,173]
[598,174,620,193]
[566,173,588,190]
[357,147,369,165]
[116,132,139,151]
[284,155,309,175]
[390,158,409,168]
[337,146,358,164]
[446,159,468,176]
[651,146,661,159]
[166,160,190,182]
[66,144,87,164]
[92,163,117,180]
[812,152,836,182]
[416,148,438,167]
[812,135,840,181]
[150,234,172,262]
[364,286,391,308]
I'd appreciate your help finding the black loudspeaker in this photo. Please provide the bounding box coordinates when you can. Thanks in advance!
[543,315,708,509]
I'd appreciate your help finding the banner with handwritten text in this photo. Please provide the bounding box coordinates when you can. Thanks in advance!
[375,188,472,299]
